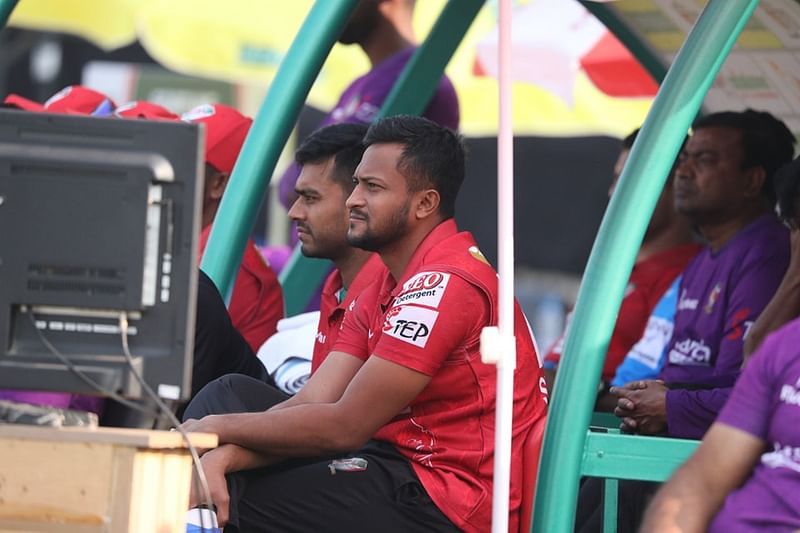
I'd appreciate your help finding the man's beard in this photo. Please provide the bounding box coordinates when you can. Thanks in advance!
[347,202,409,252]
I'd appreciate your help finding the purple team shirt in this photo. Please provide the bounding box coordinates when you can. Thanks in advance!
[278,46,460,209]
[709,318,800,532]
[661,215,789,439]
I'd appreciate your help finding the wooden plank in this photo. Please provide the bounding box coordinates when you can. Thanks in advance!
[0,425,217,449]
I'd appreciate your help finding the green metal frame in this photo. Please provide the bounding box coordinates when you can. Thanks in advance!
[200,0,359,296]
[279,0,485,316]
[0,0,17,28]
[532,2,759,531]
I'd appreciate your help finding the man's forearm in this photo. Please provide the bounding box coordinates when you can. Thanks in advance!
[642,463,720,533]
[213,401,363,457]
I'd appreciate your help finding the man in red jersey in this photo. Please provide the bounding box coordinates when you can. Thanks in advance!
[182,116,547,532]
[183,104,284,352]
[285,123,386,371]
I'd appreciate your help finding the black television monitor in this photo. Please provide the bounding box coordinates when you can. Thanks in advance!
[0,109,203,402]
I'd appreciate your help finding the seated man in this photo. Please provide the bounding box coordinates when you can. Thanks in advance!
[182,104,284,352]
[742,155,800,362]
[182,116,547,532]
[641,156,800,532]
[642,313,800,531]
[576,110,795,533]
[544,128,699,395]
[612,110,795,439]
[254,122,386,392]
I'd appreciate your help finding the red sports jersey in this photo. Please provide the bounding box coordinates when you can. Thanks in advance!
[544,243,700,382]
[198,225,284,352]
[312,254,386,373]
[333,220,547,533]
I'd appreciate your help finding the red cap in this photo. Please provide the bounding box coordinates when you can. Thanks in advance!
[3,94,45,111]
[181,104,252,175]
[114,100,179,120]
[44,85,116,115]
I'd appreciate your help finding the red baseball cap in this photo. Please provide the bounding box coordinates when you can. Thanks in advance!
[114,100,179,120]
[3,94,45,111]
[181,104,253,175]
[44,85,116,116]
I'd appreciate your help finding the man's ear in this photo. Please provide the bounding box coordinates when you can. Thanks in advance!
[414,189,441,220]
[742,166,766,200]
[206,172,230,201]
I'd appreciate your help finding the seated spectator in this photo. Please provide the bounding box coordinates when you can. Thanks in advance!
[180,116,546,532]
[641,314,800,531]
[742,155,800,363]
[642,155,800,532]
[182,104,284,352]
[544,128,699,396]
[576,110,795,533]
[254,122,385,391]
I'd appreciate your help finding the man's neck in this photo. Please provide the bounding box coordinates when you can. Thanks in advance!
[334,248,373,290]
[637,220,695,262]
[360,32,412,66]
[381,219,442,282]
[699,207,769,253]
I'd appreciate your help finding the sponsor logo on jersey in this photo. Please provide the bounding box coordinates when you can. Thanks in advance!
[780,380,800,406]
[469,245,490,265]
[726,308,753,341]
[704,283,722,314]
[315,331,326,345]
[393,271,450,308]
[762,442,800,474]
[668,337,711,366]
[382,305,439,348]
[677,289,699,311]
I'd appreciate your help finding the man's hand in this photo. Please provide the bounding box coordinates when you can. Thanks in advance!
[610,380,669,435]
[181,415,224,455]
[189,445,233,527]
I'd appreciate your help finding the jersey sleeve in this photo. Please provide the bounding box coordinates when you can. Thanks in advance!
[373,274,488,376]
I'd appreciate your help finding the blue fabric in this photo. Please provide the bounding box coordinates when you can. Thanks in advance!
[611,276,680,387]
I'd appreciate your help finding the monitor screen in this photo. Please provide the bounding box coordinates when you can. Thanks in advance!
[0,109,203,401]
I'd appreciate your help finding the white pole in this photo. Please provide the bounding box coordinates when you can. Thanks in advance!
[491,0,515,531]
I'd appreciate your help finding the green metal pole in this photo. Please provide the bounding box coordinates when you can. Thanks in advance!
[200,0,359,296]
[579,0,668,85]
[277,0,484,315]
[0,0,18,28]
[378,0,484,118]
[532,2,758,532]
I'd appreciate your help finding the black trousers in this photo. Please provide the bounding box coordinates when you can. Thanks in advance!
[183,374,461,533]
[573,476,660,533]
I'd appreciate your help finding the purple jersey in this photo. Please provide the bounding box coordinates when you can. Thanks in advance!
[278,46,460,208]
[662,215,789,439]
[709,318,800,532]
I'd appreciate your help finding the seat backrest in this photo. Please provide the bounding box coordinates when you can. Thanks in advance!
[519,414,547,533]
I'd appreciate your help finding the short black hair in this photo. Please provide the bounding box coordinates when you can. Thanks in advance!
[295,123,368,192]
[692,109,796,203]
[363,115,466,219]
[775,156,800,228]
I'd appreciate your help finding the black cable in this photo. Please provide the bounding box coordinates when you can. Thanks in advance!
[117,312,216,532]
[27,309,159,418]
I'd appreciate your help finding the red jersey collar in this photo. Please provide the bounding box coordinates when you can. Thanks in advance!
[324,253,385,313]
